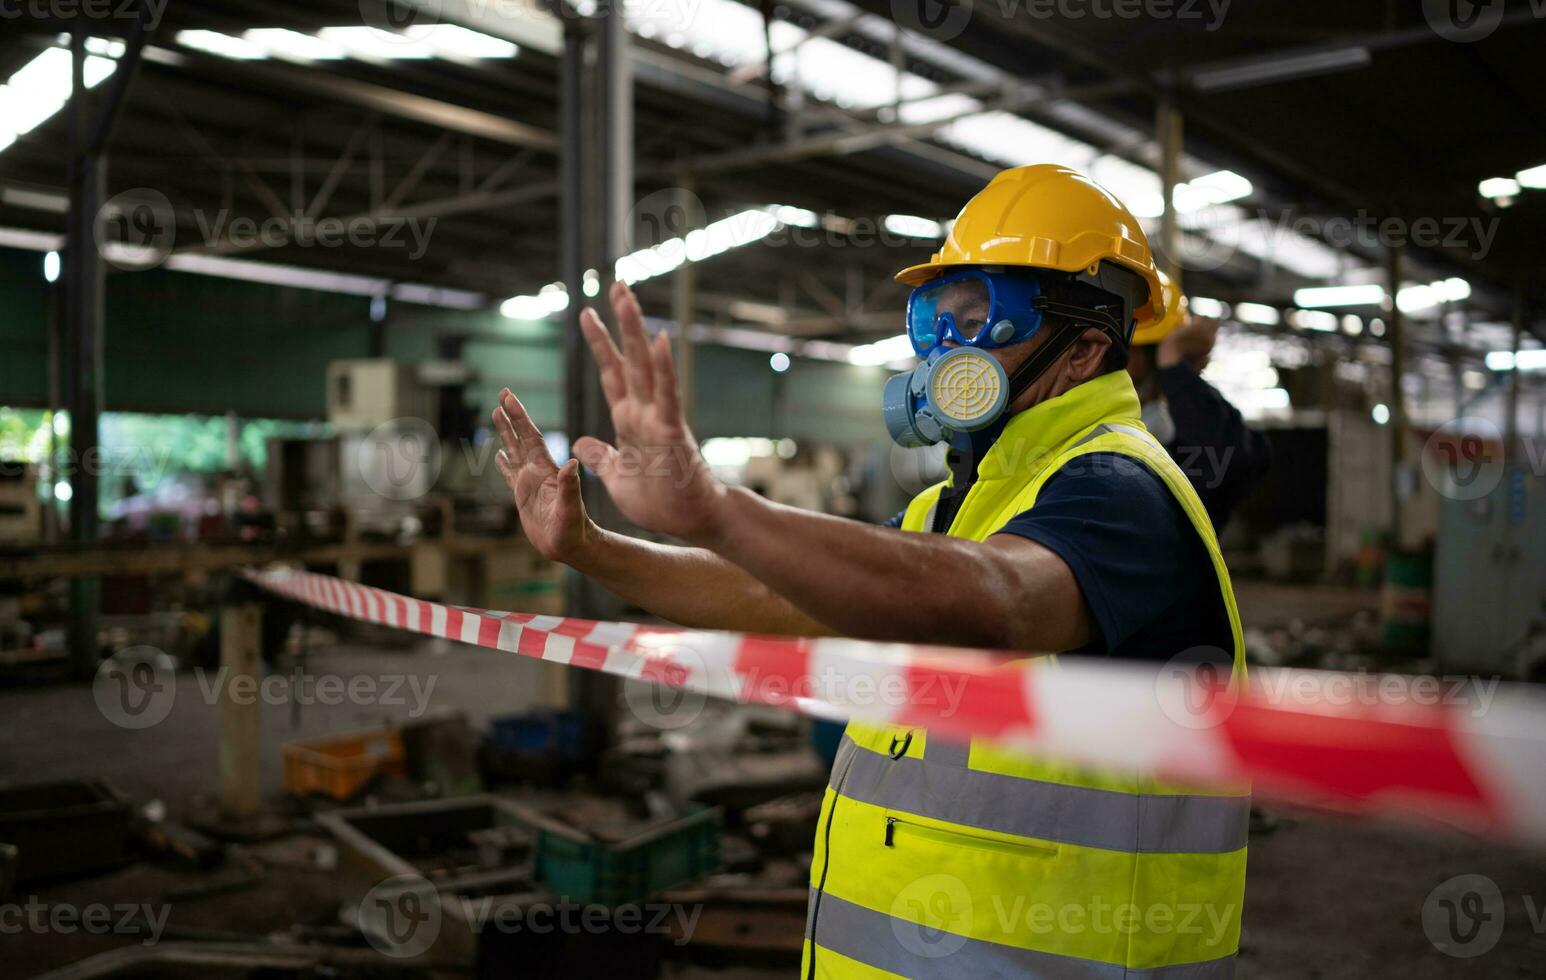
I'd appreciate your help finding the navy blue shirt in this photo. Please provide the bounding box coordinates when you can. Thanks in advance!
[885,444,1230,664]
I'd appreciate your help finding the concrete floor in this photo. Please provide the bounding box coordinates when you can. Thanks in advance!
[4,603,1546,978]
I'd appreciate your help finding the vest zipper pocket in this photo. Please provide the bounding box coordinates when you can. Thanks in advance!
[884,815,1059,857]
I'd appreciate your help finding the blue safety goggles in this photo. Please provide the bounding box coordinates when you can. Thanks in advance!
[906,268,1045,357]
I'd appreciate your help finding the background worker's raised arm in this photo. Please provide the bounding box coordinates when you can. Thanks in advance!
[491,390,832,637]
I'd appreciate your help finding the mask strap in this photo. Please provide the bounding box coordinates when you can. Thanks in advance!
[1004,298,1126,401]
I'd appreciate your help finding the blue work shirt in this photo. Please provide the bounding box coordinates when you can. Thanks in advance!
[885,418,1231,664]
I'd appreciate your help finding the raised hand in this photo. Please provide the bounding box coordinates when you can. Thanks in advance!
[492,389,593,562]
[575,282,725,543]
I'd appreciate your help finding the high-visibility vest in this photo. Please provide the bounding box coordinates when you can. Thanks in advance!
[803,370,1249,980]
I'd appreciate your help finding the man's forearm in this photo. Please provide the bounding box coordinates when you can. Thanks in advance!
[568,527,835,636]
[697,487,1087,651]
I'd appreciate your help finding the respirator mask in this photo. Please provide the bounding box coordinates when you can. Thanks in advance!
[883,267,1132,448]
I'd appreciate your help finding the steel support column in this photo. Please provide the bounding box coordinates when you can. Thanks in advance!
[1156,98,1183,284]
[672,178,698,423]
[61,7,151,677]
[560,6,633,740]
[1387,246,1408,546]
[1507,287,1524,466]
[64,33,106,678]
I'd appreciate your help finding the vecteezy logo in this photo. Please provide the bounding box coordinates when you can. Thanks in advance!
[358,418,442,500]
[622,643,708,731]
[359,0,444,39]
[1421,418,1504,502]
[625,187,707,280]
[93,646,176,729]
[1422,874,1504,958]
[890,874,972,959]
[360,874,442,958]
[891,0,973,41]
[1155,648,1236,730]
[94,189,176,272]
[1423,0,1506,42]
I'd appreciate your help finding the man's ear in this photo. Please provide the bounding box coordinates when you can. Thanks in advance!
[1065,328,1112,383]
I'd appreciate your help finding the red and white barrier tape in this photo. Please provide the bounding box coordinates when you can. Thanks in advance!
[244,567,1546,846]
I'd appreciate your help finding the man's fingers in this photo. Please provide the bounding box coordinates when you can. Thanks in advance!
[573,435,619,477]
[557,458,584,515]
[491,406,521,460]
[580,308,628,406]
[651,332,684,422]
[496,449,529,506]
[612,282,655,402]
[498,389,554,468]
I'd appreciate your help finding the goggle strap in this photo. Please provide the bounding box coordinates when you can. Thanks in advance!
[1032,296,1124,337]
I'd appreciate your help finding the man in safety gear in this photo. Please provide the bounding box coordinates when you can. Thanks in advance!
[491,163,1248,979]
[1127,272,1272,530]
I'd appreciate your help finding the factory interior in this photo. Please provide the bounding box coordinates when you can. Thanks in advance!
[2,1,1546,977]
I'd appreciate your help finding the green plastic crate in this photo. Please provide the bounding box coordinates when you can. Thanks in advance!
[520,806,721,906]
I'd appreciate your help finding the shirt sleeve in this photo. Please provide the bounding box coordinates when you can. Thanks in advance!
[880,508,908,529]
[990,453,1203,653]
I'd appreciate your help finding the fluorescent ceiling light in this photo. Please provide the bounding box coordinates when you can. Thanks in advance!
[426,25,520,60]
[1234,303,1281,326]
[316,26,516,61]
[884,214,945,239]
[0,43,119,155]
[1396,277,1470,314]
[1515,164,1546,190]
[1191,46,1371,93]
[316,27,433,59]
[1487,350,1546,372]
[848,334,915,367]
[243,29,346,61]
[1189,297,1226,318]
[1173,170,1253,212]
[1294,284,1384,308]
[1479,177,1521,199]
[177,30,270,60]
[186,27,517,64]
[500,283,569,320]
[1292,309,1339,332]
[771,205,819,229]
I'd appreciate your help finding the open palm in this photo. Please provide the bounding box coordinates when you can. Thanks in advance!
[491,389,590,562]
[574,282,724,542]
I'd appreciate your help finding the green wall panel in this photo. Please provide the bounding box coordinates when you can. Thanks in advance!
[0,248,51,405]
[0,247,892,446]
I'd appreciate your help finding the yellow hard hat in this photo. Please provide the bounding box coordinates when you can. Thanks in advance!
[1131,270,1188,346]
[895,163,1166,327]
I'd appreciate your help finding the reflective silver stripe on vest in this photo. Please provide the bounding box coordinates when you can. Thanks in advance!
[925,735,971,767]
[832,738,1249,854]
[1077,422,1162,451]
[813,893,1236,980]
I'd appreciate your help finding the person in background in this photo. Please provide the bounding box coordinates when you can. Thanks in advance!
[1128,273,1272,530]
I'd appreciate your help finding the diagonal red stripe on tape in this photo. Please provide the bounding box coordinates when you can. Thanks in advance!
[517,627,549,657]
[1219,700,1499,822]
[477,614,503,649]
